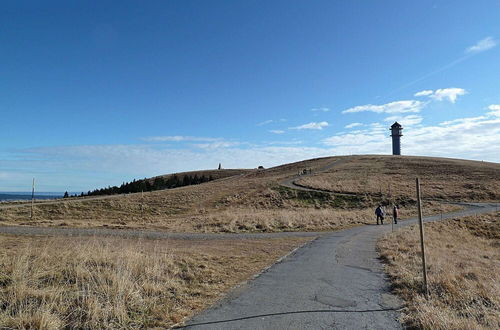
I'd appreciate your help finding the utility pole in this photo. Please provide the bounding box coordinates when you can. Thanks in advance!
[30,178,35,220]
[416,178,429,298]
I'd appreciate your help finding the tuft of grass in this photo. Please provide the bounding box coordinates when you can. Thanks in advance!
[378,213,500,329]
[273,185,370,208]
[0,235,310,329]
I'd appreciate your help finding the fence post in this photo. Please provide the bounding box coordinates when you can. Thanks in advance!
[30,178,35,220]
[416,178,429,298]
[141,190,144,217]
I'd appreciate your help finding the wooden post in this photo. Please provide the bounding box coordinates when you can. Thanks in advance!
[416,178,429,298]
[30,178,35,220]
[141,190,144,216]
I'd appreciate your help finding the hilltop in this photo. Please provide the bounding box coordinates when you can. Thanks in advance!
[80,168,253,197]
[0,155,498,232]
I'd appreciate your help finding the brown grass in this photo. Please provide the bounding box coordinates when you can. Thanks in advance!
[0,235,311,329]
[297,155,500,201]
[184,202,461,233]
[377,213,500,329]
[0,155,489,232]
[0,200,460,233]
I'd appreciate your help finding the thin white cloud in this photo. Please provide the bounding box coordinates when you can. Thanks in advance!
[384,115,423,126]
[142,136,220,142]
[466,36,497,54]
[439,115,487,126]
[192,141,240,150]
[431,88,467,103]
[311,107,330,112]
[369,122,386,131]
[487,104,500,117]
[269,130,285,134]
[342,100,424,114]
[257,120,274,126]
[290,121,329,130]
[414,88,467,103]
[414,90,433,97]
[266,140,303,146]
[345,122,363,129]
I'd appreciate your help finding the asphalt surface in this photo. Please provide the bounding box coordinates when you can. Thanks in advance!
[181,203,499,330]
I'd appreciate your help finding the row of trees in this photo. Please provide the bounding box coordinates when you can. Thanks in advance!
[63,173,215,198]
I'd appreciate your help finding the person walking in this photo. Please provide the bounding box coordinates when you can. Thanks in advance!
[375,205,384,225]
[392,205,400,224]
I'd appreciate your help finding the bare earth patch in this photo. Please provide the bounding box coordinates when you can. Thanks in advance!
[378,213,499,329]
[0,235,312,329]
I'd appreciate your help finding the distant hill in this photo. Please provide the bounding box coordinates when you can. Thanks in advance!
[82,169,254,197]
[1,155,498,232]
[295,155,500,201]
[155,169,255,182]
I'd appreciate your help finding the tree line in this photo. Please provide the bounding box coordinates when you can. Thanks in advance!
[63,173,214,198]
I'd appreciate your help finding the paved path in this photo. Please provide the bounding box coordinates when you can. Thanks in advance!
[180,203,498,329]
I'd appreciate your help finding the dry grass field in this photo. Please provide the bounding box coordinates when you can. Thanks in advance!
[0,155,495,232]
[0,234,311,329]
[378,213,500,329]
[296,155,500,202]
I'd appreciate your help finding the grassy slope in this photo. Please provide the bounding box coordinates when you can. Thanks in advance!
[296,155,500,201]
[378,213,500,329]
[0,155,497,232]
[154,168,255,181]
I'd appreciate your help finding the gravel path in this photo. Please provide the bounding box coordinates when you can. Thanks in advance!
[180,203,498,329]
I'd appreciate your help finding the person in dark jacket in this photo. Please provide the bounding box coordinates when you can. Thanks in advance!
[393,205,400,224]
[375,205,384,225]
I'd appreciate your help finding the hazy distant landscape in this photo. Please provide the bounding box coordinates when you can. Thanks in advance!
[0,192,64,202]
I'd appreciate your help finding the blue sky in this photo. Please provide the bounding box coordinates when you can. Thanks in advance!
[1,0,499,192]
